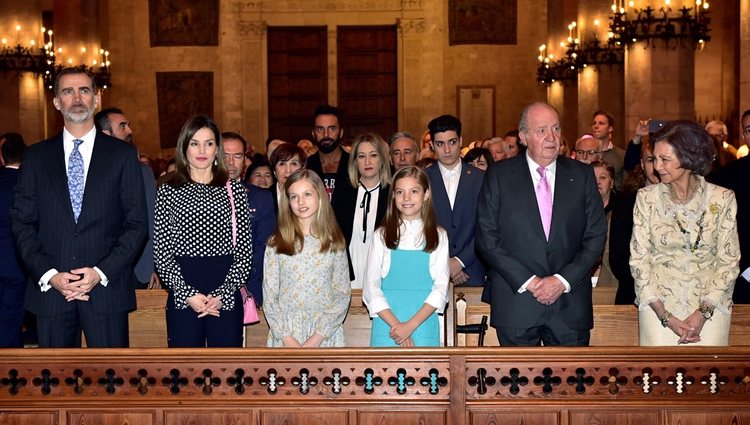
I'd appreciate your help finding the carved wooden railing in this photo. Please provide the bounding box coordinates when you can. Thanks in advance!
[0,348,749,425]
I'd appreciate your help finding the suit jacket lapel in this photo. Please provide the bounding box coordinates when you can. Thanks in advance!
[549,158,573,242]
[79,133,107,223]
[510,156,547,241]
[454,162,473,208]
[427,165,450,213]
[47,134,77,223]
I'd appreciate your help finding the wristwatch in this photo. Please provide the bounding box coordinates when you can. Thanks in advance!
[699,304,715,320]
[660,311,672,328]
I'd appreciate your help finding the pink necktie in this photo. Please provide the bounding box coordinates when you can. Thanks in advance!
[536,166,552,240]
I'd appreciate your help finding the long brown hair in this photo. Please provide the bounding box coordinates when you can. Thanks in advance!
[164,114,228,188]
[382,166,439,252]
[269,169,345,255]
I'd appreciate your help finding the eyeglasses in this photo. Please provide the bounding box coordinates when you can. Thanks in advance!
[575,149,601,157]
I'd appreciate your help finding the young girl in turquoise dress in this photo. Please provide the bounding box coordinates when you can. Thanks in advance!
[263,170,351,347]
[363,166,449,347]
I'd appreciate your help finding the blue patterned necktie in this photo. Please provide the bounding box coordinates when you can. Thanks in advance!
[68,138,84,222]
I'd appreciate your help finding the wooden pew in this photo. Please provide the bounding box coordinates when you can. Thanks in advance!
[129,288,750,348]
[131,288,453,348]
[454,287,750,347]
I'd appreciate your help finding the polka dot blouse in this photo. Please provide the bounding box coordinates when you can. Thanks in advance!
[154,179,252,310]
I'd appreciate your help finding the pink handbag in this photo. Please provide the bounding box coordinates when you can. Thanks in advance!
[227,181,260,325]
[240,286,260,324]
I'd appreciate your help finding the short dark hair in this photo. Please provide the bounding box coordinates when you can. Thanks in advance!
[590,160,615,181]
[270,142,306,170]
[464,147,493,166]
[1,132,26,164]
[593,110,615,128]
[504,129,519,139]
[222,131,247,152]
[742,109,750,122]
[428,114,462,142]
[94,107,124,132]
[246,153,273,181]
[54,66,97,96]
[652,120,716,176]
[313,105,343,124]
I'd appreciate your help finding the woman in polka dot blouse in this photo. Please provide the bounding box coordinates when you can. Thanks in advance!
[154,115,252,347]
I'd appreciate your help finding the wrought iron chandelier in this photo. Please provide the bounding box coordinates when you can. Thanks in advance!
[0,24,112,91]
[609,0,711,48]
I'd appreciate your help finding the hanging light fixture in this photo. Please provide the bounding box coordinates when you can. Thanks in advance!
[0,23,112,91]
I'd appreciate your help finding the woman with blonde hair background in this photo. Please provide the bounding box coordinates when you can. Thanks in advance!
[331,132,391,288]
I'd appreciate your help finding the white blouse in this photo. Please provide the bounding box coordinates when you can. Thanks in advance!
[349,183,381,289]
[363,219,450,317]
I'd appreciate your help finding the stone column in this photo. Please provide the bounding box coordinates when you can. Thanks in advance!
[576,0,625,146]
[624,41,695,136]
[397,17,427,134]
[623,0,700,137]
[238,19,267,153]
[52,0,101,68]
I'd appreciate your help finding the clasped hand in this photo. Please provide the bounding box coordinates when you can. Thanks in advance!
[51,267,101,302]
[668,310,706,344]
[186,294,222,318]
[389,321,416,347]
[528,276,565,306]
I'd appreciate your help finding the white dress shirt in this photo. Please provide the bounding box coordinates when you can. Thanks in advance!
[438,161,461,209]
[363,219,450,317]
[39,126,108,291]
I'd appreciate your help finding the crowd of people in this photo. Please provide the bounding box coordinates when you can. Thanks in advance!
[2,66,750,350]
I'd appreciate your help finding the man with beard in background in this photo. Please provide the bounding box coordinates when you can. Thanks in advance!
[305,105,350,200]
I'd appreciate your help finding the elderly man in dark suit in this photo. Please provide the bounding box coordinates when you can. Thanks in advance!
[11,67,147,348]
[476,102,607,346]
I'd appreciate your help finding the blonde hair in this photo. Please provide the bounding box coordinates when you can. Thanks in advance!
[347,132,392,188]
[269,169,345,255]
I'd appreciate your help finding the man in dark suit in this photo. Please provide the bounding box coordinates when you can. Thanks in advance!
[11,67,147,348]
[94,107,158,289]
[305,105,350,200]
[708,108,750,304]
[476,102,607,346]
[222,132,276,306]
[0,133,27,347]
[424,115,486,288]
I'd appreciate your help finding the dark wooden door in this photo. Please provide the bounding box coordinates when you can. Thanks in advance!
[337,25,397,143]
[267,27,328,144]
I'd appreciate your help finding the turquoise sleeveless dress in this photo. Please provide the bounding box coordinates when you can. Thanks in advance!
[370,248,440,347]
